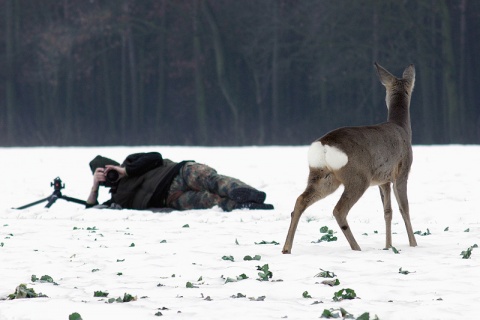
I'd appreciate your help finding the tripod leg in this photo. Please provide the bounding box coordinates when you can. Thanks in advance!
[45,195,59,208]
[14,188,86,210]
[62,195,87,206]
[14,197,50,210]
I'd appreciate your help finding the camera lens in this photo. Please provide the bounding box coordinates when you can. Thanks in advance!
[106,170,119,182]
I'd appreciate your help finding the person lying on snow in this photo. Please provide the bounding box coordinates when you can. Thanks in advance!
[86,152,274,212]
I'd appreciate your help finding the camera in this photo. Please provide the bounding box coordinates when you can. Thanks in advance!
[100,169,119,187]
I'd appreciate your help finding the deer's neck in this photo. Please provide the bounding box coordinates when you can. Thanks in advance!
[387,94,412,138]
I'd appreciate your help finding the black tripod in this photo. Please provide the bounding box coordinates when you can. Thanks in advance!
[15,177,86,209]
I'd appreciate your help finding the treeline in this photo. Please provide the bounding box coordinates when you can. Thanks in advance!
[1,0,479,146]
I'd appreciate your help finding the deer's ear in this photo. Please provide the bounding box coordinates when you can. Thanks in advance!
[374,62,395,87]
[402,64,415,88]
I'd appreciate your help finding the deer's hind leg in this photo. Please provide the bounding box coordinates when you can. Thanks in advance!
[333,177,369,251]
[282,168,340,254]
[393,178,418,247]
[379,183,393,249]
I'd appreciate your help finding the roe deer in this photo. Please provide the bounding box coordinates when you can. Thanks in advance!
[282,62,418,253]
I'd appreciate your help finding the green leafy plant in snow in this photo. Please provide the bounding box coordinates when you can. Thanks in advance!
[321,308,354,319]
[313,226,338,243]
[224,273,248,283]
[256,264,273,281]
[69,313,83,320]
[255,240,280,245]
[414,229,431,236]
[31,274,57,285]
[7,284,48,299]
[106,293,137,303]
[332,288,357,301]
[244,255,261,261]
[399,267,415,275]
[315,269,337,278]
[94,291,109,297]
[390,246,400,254]
[321,308,379,319]
[461,244,478,259]
[321,279,340,286]
[222,255,235,262]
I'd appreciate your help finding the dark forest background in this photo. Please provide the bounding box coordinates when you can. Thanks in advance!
[1,0,479,146]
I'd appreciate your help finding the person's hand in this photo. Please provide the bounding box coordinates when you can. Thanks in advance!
[104,165,127,180]
[88,167,105,205]
[93,167,106,188]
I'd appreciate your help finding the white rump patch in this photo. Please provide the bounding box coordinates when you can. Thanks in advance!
[308,141,348,170]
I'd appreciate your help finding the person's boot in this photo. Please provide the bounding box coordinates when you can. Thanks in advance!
[219,198,237,212]
[234,202,274,210]
[219,198,274,211]
[229,187,266,204]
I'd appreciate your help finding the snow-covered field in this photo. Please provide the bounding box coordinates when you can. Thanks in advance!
[0,145,479,320]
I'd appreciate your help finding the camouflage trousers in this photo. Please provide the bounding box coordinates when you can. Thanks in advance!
[166,162,251,211]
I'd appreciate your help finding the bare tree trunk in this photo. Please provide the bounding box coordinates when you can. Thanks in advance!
[252,70,266,145]
[121,33,128,140]
[201,0,240,142]
[63,0,74,143]
[5,0,15,143]
[371,1,379,123]
[415,1,434,142]
[271,0,280,137]
[102,44,117,136]
[193,0,208,144]
[125,1,139,135]
[458,0,468,139]
[156,0,168,133]
[119,0,139,142]
[439,0,460,142]
[127,31,139,132]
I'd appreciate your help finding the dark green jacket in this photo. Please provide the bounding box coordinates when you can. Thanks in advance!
[90,152,186,210]
[112,158,179,209]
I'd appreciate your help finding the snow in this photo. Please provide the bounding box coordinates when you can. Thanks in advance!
[0,145,479,320]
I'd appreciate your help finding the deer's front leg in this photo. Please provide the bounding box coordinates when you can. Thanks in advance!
[393,179,418,247]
